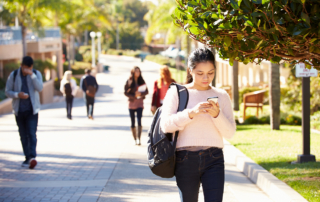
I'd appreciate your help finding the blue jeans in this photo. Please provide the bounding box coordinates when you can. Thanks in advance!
[175,147,225,202]
[129,108,143,128]
[15,110,38,161]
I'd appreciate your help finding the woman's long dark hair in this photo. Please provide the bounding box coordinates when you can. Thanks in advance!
[186,48,215,84]
[128,66,145,88]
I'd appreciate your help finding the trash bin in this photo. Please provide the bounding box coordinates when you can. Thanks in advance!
[104,65,109,71]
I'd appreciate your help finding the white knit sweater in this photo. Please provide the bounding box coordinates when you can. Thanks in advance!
[160,86,236,149]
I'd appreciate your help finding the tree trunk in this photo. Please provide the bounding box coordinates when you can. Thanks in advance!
[211,48,216,87]
[67,34,71,70]
[84,30,88,46]
[21,25,27,57]
[70,35,75,65]
[269,63,281,130]
[232,60,239,111]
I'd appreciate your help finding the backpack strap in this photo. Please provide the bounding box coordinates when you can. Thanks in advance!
[169,83,189,150]
[13,69,37,83]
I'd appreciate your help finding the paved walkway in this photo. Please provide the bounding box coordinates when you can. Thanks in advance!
[0,55,273,202]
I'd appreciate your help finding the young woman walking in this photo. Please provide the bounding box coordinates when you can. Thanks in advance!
[151,65,175,114]
[60,71,78,119]
[160,48,236,202]
[124,66,149,145]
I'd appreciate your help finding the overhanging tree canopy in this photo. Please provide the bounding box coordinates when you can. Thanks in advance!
[172,0,320,69]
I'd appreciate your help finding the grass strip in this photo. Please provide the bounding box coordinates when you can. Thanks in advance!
[230,125,320,201]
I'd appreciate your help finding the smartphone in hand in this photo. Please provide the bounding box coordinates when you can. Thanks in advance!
[207,96,218,104]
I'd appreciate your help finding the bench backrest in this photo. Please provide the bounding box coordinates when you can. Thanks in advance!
[243,90,266,104]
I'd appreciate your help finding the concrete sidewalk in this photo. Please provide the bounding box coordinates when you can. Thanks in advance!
[0,55,273,202]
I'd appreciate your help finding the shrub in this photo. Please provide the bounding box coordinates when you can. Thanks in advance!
[259,115,270,124]
[0,89,6,101]
[311,111,320,131]
[243,116,260,124]
[0,77,6,90]
[78,46,91,55]
[33,59,55,75]
[145,55,171,66]
[282,69,320,115]
[284,114,302,126]
[63,62,92,75]
[54,77,60,91]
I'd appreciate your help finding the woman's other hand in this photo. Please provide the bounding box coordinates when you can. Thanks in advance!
[188,102,212,119]
[135,91,141,97]
[151,106,157,113]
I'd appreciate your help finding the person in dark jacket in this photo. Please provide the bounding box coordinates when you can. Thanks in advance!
[151,65,175,114]
[124,66,148,145]
[80,69,99,119]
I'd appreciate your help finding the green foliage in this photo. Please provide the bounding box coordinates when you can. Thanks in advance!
[145,55,172,66]
[106,49,142,57]
[0,78,5,90]
[311,111,320,131]
[282,69,320,115]
[230,125,320,202]
[243,116,260,124]
[63,62,92,75]
[145,54,186,69]
[33,59,55,74]
[172,0,320,69]
[122,0,149,28]
[144,0,186,45]
[0,89,5,102]
[242,113,301,125]
[239,87,268,103]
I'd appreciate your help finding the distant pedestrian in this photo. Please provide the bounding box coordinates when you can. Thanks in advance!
[60,71,77,120]
[80,69,98,120]
[5,56,43,169]
[124,66,148,145]
[151,65,175,114]
[160,48,236,202]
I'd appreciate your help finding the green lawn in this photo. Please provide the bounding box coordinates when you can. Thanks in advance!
[169,67,187,84]
[230,125,320,201]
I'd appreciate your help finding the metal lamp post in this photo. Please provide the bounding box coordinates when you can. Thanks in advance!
[96,32,102,63]
[90,31,96,67]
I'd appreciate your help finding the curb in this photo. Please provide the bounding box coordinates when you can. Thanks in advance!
[223,140,308,202]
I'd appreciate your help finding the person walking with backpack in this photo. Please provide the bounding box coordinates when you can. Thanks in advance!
[151,65,175,115]
[60,71,78,119]
[5,56,43,169]
[124,66,148,145]
[80,69,98,120]
[160,48,236,202]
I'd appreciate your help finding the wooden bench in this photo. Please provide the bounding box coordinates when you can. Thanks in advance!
[243,90,266,120]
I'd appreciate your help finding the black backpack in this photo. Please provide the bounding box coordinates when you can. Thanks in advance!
[147,83,189,178]
[64,83,72,97]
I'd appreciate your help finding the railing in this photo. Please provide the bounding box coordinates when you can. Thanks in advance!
[0,27,22,45]
[0,27,61,45]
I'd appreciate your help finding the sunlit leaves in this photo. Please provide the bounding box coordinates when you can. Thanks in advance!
[171,0,320,68]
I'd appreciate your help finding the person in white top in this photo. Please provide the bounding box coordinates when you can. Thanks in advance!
[160,48,236,202]
[60,71,78,119]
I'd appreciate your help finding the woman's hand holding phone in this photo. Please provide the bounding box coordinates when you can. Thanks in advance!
[207,100,220,118]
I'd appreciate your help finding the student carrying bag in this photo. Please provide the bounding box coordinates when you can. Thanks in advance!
[147,83,189,178]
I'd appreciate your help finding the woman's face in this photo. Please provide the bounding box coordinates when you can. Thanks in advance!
[190,62,215,89]
[134,68,141,78]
